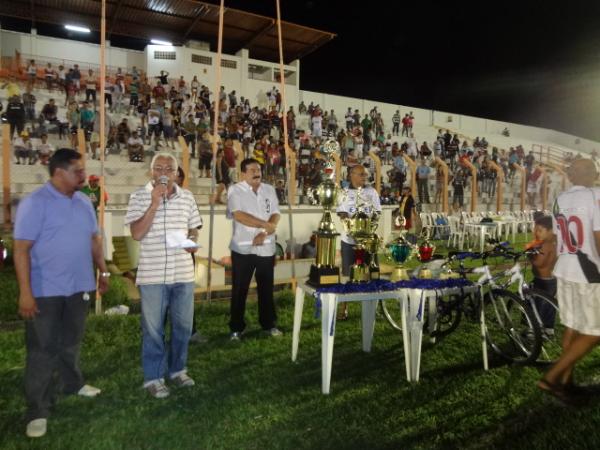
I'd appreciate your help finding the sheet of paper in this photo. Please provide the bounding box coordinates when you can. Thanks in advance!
[166,230,200,249]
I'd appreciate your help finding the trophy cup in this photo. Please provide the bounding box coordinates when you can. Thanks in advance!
[307,139,341,286]
[385,217,416,281]
[340,187,381,282]
[417,227,436,279]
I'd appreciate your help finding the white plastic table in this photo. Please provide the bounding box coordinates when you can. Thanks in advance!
[291,280,407,394]
[462,223,498,252]
[291,280,486,393]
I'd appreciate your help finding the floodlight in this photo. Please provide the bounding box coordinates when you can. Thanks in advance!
[65,25,91,33]
[151,39,173,46]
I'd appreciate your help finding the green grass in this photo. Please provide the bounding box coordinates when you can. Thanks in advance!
[3,233,600,449]
[2,292,600,449]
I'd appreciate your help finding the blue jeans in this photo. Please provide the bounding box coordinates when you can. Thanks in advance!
[139,283,194,383]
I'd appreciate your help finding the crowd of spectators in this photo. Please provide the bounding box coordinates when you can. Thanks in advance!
[1,61,584,210]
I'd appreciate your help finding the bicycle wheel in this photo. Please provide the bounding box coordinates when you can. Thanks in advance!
[380,298,402,331]
[429,293,462,339]
[483,289,542,365]
[524,288,563,364]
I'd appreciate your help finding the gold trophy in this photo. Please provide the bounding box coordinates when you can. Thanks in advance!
[307,139,341,286]
[340,187,381,282]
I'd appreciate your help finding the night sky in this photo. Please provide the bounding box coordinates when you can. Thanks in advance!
[3,0,600,142]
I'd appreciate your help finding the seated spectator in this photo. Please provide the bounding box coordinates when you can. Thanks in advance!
[40,99,58,123]
[13,131,33,165]
[127,130,145,162]
[36,133,55,165]
[117,118,131,144]
[300,234,317,259]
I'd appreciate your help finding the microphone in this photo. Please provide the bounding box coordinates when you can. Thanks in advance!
[158,175,168,203]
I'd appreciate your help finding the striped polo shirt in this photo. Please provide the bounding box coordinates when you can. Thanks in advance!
[125,182,202,285]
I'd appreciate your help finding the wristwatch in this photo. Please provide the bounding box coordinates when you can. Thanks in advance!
[100,272,111,278]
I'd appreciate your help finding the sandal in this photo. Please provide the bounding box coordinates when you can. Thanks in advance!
[537,378,586,406]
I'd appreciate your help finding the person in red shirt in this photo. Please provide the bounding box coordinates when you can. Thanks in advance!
[152,81,166,101]
[223,138,237,178]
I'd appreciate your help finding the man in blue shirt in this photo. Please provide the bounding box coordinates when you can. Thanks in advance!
[14,149,109,438]
[416,159,431,204]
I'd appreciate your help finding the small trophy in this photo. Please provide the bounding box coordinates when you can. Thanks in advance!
[340,187,381,282]
[385,217,416,281]
[417,227,436,279]
[307,139,341,287]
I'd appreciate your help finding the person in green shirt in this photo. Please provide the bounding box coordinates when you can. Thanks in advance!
[81,175,108,212]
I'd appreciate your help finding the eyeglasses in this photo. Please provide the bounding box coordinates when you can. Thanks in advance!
[153,167,174,174]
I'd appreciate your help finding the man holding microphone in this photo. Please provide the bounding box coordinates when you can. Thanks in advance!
[125,153,202,398]
[227,158,282,340]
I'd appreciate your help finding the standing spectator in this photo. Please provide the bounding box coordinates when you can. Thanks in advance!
[85,69,97,107]
[210,148,232,205]
[395,186,416,231]
[401,114,410,137]
[125,153,202,399]
[104,76,114,112]
[392,110,401,136]
[197,134,212,178]
[226,158,282,340]
[71,64,82,95]
[182,114,197,158]
[128,80,139,116]
[452,167,468,210]
[6,95,26,139]
[416,159,431,204]
[156,70,169,86]
[44,63,55,91]
[14,149,107,438]
[26,59,37,89]
[345,107,354,131]
[23,87,37,123]
[538,159,600,405]
[328,109,338,135]
[81,174,109,212]
[190,76,200,102]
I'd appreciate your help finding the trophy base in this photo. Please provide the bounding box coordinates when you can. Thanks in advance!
[418,268,433,279]
[307,265,341,287]
[350,264,370,283]
[369,267,380,280]
[391,267,410,281]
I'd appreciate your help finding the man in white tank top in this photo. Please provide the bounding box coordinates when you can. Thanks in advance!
[539,159,600,404]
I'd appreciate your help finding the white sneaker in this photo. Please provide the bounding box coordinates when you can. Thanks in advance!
[170,372,195,388]
[77,384,102,397]
[267,327,283,337]
[26,418,47,438]
[145,380,170,399]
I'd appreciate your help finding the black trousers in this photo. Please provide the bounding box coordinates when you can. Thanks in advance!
[230,251,276,332]
[25,292,90,421]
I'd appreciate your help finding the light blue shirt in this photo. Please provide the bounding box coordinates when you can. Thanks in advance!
[14,182,98,297]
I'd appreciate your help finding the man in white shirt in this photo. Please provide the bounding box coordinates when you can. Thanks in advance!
[226,158,282,340]
[539,159,600,404]
[125,153,202,399]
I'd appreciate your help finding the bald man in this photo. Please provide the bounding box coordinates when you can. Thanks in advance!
[539,159,600,404]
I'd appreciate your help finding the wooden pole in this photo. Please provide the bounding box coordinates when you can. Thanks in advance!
[275,0,297,290]
[368,150,382,194]
[487,160,504,213]
[512,163,526,211]
[461,159,478,213]
[539,166,548,211]
[434,157,449,214]
[206,0,225,302]
[402,155,417,198]
[96,0,107,315]
[77,128,87,167]
[178,135,190,189]
[2,123,10,229]
[544,161,568,192]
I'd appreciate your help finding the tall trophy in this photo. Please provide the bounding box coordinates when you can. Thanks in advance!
[340,187,381,282]
[307,139,341,286]
[417,227,436,279]
[385,216,416,281]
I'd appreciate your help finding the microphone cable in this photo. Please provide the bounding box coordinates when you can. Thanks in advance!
[159,175,168,285]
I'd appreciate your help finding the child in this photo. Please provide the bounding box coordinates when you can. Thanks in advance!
[527,215,558,335]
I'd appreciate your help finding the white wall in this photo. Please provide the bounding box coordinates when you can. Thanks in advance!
[1,29,145,70]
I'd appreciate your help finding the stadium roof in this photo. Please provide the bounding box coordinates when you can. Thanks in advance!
[0,0,336,63]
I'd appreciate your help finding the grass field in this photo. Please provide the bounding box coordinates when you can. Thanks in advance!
[3,291,600,449]
[3,235,600,449]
